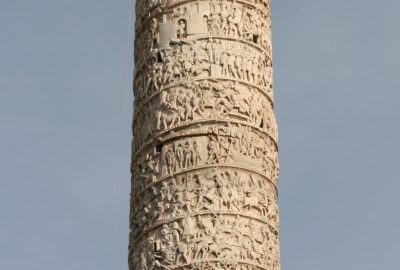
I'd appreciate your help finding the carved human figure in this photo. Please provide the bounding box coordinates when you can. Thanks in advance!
[184,141,193,168]
[175,143,185,171]
[205,38,215,64]
[192,141,202,166]
[165,146,176,174]
[177,20,187,39]
[206,135,220,164]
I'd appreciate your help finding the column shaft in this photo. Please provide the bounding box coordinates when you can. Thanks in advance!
[130,1,280,269]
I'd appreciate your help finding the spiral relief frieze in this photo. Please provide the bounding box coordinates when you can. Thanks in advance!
[130,0,280,270]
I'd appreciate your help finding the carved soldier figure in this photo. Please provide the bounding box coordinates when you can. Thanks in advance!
[184,141,194,168]
[206,135,220,164]
[177,20,187,39]
[150,18,159,51]
[235,54,243,79]
[221,51,229,77]
[165,146,176,174]
[228,52,236,78]
[206,38,215,64]
[192,141,202,166]
[190,91,205,119]
[175,142,185,171]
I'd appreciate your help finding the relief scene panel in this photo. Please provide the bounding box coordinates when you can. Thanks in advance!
[134,0,272,57]
[130,166,279,239]
[132,80,278,153]
[131,124,279,181]
[129,213,280,270]
[134,38,273,99]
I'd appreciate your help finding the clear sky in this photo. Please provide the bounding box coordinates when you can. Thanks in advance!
[1,0,399,269]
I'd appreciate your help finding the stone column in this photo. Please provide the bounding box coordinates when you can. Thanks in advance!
[130,1,280,270]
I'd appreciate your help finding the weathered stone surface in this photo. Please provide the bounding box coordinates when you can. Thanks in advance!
[130,1,280,269]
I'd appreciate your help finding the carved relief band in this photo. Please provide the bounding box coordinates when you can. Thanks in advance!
[130,1,280,270]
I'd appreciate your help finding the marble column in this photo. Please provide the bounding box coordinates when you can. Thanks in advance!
[130,1,280,269]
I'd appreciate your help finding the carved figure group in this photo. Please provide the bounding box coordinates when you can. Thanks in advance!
[133,80,277,155]
[153,81,269,128]
[130,167,279,240]
[134,0,272,67]
[164,140,202,174]
[134,39,272,102]
[132,128,278,195]
[206,3,272,51]
[131,212,280,270]
[204,130,279,178]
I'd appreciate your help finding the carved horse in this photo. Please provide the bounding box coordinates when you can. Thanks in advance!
[241,196,263,216]
[157,108,179,130]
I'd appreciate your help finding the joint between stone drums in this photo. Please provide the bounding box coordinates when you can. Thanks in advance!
[133,36,272,76]
[130,211,279,247]
[131,119,279,163]
[131,162,278,204]
[133,76,275,118]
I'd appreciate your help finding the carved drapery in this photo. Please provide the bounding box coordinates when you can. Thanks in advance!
[130,1,280,269]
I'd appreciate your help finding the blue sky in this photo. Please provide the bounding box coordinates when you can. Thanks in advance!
[1,0,400,269]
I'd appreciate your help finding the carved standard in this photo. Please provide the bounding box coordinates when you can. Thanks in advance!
[130,1,280,269]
